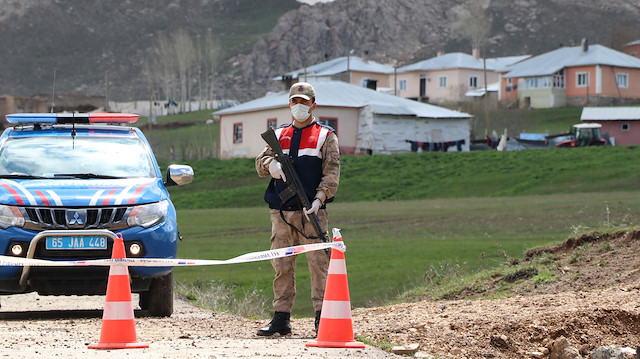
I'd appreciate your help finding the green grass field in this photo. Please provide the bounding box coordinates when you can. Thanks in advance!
[174,191,640,317]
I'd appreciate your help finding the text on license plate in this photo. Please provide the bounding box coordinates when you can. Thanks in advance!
[45,236,108,250]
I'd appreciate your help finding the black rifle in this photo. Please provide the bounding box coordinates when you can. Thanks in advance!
[261,127,329,243]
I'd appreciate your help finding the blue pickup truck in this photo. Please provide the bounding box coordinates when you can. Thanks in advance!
[0,113,193,316]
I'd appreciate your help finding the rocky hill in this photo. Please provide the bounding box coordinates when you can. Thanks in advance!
[240,0,640,99]
[0,0,638,103]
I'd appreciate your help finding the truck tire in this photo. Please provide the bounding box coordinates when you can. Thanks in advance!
[139,271,174,317]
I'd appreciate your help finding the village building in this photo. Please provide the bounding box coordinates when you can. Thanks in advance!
[623,40,640,58]
[274,54,395,92]
[215,81,472,159]
[500,40,640,109]
[580,107,640,146]
[394,50,529,104]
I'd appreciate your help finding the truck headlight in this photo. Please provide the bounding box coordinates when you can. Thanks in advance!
[0,205,25,229]
[127,200,169,228]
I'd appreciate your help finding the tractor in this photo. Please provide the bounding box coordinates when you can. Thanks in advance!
[555,123,608,148]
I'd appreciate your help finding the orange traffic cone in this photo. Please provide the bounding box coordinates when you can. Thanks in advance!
[306,229,365,349]
[89,233,149,349]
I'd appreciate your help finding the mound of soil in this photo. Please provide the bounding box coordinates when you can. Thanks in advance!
[352,230,640,358]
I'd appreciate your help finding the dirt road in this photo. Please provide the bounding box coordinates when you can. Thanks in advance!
[0,292,399,358]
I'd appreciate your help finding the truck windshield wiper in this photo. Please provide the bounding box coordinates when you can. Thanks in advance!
[0,174,51,179]
[53,173,125,179]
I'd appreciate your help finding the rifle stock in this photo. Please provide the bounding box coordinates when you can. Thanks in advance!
[261,127,328,242]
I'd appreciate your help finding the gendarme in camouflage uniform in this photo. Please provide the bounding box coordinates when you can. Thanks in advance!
[255,82,340,337]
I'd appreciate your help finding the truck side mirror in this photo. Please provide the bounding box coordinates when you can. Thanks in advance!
[165,164,194,186]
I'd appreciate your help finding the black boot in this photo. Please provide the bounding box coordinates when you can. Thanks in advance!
[257,311,292,336]
[315,310,321,334]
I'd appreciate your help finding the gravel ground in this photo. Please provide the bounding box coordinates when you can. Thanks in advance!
[0,292,399,358]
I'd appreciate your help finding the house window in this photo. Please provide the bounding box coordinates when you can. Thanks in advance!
[553,70,565,88]
[233,123,242,144]
[576,72,590,87]
[267,118,277,129]
[525,76,553,89]
[399,79,407,91]
[622,123,630,131]
[616,73,629,88]
[438,76,447,88]
[469,76,478,88]
[319,117,338,134]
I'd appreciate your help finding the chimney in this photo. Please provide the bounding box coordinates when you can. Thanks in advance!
[437,50,444,57]
[362,50,369,62]
[472,47,480,59]
[581,38,589,52]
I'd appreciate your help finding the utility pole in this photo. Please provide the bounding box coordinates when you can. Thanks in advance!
[149,83,153,130]
[483,47,489,137]
[105,70,110,112]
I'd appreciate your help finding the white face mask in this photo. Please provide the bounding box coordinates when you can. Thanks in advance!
[291,103,311,121]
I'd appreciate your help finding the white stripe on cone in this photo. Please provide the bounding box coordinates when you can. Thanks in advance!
[103,301,135,320]
[321,300,352,319]
[109,266,128,276]
[327,259,346,274]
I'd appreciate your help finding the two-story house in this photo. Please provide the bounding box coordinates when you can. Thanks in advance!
[500,40,640,108]
[394,50,529,104]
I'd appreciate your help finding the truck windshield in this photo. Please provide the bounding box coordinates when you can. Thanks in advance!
[0,136,156,179]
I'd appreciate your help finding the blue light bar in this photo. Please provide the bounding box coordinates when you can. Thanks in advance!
[6,113,138,125]
[6,113,58,124]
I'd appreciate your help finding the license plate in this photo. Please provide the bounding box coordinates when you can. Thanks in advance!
[45,236,108,250]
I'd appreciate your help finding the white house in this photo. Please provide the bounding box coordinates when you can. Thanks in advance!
[215,81,472,159]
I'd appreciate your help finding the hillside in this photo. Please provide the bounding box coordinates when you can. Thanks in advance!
[0,0,299,100]
[0,0,638,102]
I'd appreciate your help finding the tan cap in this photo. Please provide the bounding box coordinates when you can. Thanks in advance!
[289,82,315,101]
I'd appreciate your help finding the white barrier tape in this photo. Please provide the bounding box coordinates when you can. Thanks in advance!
[0,240,346,268]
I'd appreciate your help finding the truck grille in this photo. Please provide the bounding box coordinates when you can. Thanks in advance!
[22,207,130,231]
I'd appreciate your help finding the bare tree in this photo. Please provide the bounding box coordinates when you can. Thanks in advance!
[609,26,640,51]
[201,29,223,109]
[171,28,196,113]
[456,0,493,137]
[145,28,222,114]
[154,33,179,114]
[456,1,492,51]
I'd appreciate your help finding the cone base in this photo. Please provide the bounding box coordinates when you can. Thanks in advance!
[305,339,365,349]
[88,341,149,350]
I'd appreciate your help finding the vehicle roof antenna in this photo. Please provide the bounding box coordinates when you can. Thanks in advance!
[71,114,76,149]
[50,68,57,113]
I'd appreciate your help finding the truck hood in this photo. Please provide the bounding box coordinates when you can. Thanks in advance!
[0,178,166,207]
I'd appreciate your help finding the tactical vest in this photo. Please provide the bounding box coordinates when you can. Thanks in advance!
[264,121,333,210]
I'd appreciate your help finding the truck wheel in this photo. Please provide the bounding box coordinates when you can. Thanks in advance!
[139,271,174,317]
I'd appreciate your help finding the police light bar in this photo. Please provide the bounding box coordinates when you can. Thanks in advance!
[6,113,139,125]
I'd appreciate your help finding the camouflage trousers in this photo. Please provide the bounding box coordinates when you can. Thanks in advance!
[269,208,331,313]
